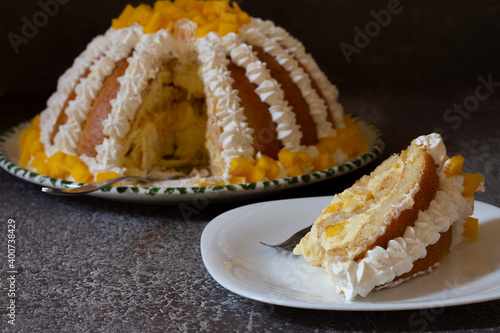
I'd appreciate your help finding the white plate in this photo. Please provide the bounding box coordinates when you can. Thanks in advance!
[0,116,384,203]
[201,198,500,310]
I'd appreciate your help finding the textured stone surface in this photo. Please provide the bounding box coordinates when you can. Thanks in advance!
[1,83,499,332]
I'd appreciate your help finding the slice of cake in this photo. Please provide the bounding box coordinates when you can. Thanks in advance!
[293,133,484,301]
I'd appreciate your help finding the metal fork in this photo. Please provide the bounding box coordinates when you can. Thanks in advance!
[259,225,312,252]
[41,176,161,195]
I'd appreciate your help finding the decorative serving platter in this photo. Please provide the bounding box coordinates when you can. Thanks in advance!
[0,115,384,203]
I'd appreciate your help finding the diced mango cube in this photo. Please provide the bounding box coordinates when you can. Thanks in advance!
[296,152,313,164]
[191,14,207,26]
[246,167,266,183]
[96,172,120,183]
[132,4,153,26]
[30,151,47,170]
[218,21,239,36]
[143,11,163,34]
[202,1,227,16]
[229,177,246,185]
[462,217,478,241]
[313,153,335,171]
[325,221,347,238]
[256,155,273,173]
[71,163,94,183]
[286,164,304,177]
[323,201,344,214]
[462,173,484,196]
[112,4,135,29]
[278,150,300,169]
[221,12,237,24]
[268,163,282,180]
[64,154,81,169]
[154,1,175,11]
[317,136,339,154]
[28,139,44,156]
[444,155,464,177]
[196,20,219,37]
[229,157,255,176]
[47,152,71,179]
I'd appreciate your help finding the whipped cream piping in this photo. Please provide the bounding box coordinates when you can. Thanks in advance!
[226,35,302,152]
[197,32,255,167]
[94,20,204,174]
[327,134,471,301]
[95,29,173,172]
[39,31,111,155]
[242,20,336,138]
[50,26,143,158]
[259,18,345,129]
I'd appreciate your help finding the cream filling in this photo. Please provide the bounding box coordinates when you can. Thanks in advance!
[326,133,471,301]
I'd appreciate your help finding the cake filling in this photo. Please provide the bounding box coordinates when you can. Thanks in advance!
[121,61,208,174]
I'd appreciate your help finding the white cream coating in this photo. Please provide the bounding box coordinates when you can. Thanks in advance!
[197,32,255,168]
[327,134,472,301]
[240,22,335,141]
[250,19,345,130]
[39,31,111,156]
[227,36,302,151]
[50,26,143,158]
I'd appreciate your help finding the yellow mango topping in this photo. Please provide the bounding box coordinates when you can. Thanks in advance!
[316,136,340,154]
[323,201,344,214]
[96,172,121,183]
[277,150,300,169]
[286,164,304,177]
[230,157,255,177]
[71,163,94,183]
[444,154,464,177]
[256,154,281,180]
[18,116,95,183]
[312,153,335,172]
[336,115,366,158]
[112,0,252,37]
[326,221,348,238]
[229,154,281,183]
[462,217,478,241]
[462,173,484,197]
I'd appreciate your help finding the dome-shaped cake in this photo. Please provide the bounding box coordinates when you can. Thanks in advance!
[19,0,366,185]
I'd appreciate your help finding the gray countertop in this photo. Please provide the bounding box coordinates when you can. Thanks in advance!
[1,82,499,332]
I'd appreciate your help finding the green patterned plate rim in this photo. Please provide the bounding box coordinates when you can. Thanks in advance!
[0,115,384,203]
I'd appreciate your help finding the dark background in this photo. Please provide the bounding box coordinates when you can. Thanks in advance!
[1,2,500,332]
[1,0,500,93]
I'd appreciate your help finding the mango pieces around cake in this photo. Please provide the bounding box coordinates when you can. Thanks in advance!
[17,0,367,186]
[111,0,251,37]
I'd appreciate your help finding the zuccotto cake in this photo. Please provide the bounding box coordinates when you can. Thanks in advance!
[293,133,484,300]
[18,0,366,186]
